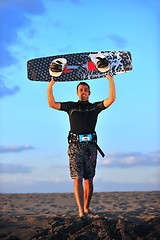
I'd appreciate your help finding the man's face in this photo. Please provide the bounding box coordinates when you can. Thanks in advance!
[77,84,90,101]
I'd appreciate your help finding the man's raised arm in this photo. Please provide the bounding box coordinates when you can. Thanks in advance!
[103,74,116,108]
[47,77,61,110]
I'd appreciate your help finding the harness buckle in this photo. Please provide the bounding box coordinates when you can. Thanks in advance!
[79,134,92,142]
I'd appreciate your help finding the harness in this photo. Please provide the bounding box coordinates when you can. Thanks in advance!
[68,131,105,157]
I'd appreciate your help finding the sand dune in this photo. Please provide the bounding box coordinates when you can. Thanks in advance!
[0,191,160,239]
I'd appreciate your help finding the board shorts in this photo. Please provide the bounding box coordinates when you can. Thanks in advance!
[68,142,97,179]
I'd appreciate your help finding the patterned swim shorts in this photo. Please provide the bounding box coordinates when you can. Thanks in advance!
[68,142,97,179]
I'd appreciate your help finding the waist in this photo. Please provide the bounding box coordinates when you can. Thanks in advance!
[68,131,97,143]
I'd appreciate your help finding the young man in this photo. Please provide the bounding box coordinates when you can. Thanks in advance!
[47,74,116,217]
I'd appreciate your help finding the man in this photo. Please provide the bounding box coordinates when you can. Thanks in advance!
[47,74,116,217]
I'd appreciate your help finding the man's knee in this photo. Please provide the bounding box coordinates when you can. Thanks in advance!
[74,178,83,185]
[84,179,93,187]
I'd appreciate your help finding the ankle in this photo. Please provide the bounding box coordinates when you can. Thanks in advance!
[79,211,84,217]
[84,208,89,213]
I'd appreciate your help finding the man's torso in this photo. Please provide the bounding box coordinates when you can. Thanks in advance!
[60,101,105,134]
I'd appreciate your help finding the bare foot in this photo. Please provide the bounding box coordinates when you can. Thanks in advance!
[79,211,85,217]
[84,209,91,214]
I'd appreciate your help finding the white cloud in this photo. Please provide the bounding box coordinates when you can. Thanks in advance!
[0,145,34,154]
[0,0,45,67]
[98,151,160,168]
[0,79,20,98]
[0,163,33,174]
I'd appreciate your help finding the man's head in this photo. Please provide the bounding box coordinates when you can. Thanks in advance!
[77,82,91,101]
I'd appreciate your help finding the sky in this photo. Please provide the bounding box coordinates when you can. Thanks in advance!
[0,0,159,193]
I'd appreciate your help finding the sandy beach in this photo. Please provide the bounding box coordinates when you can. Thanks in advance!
[0,191,160,239]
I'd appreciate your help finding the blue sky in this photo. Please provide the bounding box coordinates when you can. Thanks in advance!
[0,0,159,193]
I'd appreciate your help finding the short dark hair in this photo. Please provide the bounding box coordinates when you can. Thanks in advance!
[76,82,90,93]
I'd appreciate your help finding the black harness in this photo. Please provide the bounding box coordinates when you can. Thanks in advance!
[68,131,105,157]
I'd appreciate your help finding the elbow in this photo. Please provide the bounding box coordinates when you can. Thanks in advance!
[111,95,116,104]
[48,104,52,108]
[110,95,116,106]
[48,101,51,108]
[48,101,54,108]
[113,95,116,103]
[48,101,60,110]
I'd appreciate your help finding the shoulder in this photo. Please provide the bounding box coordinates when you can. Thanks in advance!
[92,101,106,110]
[60,101,77,111]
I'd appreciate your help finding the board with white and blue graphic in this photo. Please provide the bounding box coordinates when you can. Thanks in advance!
[27,51,132,82]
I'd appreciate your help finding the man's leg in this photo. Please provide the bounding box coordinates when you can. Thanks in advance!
[74,178,84,217]
[84,179,93,214]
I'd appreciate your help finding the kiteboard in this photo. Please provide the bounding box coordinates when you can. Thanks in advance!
[27,51,132,82]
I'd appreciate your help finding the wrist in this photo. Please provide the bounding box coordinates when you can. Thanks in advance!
[106,74,114,81]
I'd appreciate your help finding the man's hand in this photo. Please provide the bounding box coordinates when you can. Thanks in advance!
[106,73,114,81]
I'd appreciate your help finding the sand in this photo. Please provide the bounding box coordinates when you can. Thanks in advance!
[0,191,160,239]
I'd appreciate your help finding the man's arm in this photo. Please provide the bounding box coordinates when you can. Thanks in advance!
[103,74,116,108]
[47,77,61,110]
